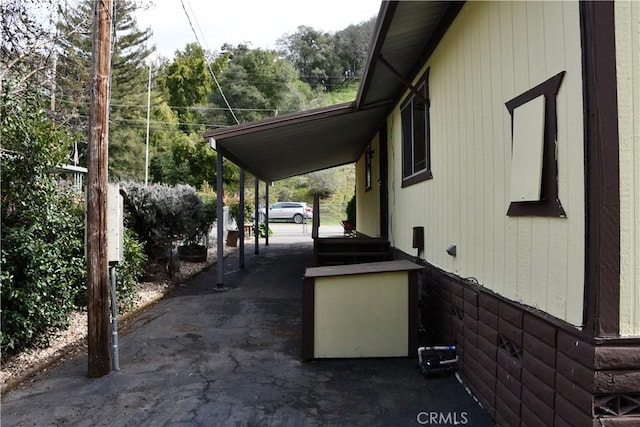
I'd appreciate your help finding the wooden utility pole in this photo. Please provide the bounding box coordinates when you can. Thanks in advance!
[87,0,113,378]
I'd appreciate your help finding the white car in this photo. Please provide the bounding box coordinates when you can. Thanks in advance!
[261,202,312,224]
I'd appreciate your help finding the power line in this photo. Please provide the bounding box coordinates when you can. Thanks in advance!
[180,0,240,125]
[72,113,229,129]
[56,97,277,113]
[108,116,228,128]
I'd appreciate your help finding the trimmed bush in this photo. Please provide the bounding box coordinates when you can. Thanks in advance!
[121,183,216,261]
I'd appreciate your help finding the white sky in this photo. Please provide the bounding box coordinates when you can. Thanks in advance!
[135,0,382,59]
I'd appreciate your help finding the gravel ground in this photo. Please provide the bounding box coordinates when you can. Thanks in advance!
[0,242,239,393]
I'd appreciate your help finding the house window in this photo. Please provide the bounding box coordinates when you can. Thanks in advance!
[365,145,373,192]
[401,69,432,187]
[505,71,566,217]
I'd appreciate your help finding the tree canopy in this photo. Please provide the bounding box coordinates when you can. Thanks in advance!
[8,0,374,197]
[277,18,375,91]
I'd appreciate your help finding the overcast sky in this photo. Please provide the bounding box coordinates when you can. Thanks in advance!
[135,0,382,59]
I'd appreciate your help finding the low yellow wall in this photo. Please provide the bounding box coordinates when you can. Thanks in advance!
[313,271,409,358]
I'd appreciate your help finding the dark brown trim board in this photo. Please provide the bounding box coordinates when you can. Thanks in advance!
[505,71,566,217]
[379,124,389,239]
[301,276,315,361]
[400,67,433,188]
[408,271,419,356]
[579,1,621,338]
[401,169,433,188]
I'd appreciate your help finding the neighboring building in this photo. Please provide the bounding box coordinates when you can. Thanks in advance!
[57,164,88,193]
[205,2,639,425]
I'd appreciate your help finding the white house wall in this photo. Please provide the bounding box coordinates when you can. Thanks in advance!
[386,1,585,326]
[616,0,640,336]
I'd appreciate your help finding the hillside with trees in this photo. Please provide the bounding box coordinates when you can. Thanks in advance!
[53,0,373,196]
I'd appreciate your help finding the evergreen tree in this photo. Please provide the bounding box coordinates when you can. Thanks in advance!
[208,43,312,124]
[55,0,154,180]
[333,18,376,81]
[158,42,214,132]
[277,19,375,91]
[277,26,333,91]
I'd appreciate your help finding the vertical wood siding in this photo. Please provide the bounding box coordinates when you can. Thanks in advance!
[387,1,585,326]
[355,134,381,237]
[616,0,640,336]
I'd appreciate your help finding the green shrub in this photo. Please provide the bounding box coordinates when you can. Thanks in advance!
[1,76,149,359]
[226,195,253,226]
[1,85,86,357]
[200,192,217,229]
[1,191,86,357]
[257,222,273,238]
[121,183,216,260]
[71,226,148,315]
[115,228,147,313]
[345,194,356,226]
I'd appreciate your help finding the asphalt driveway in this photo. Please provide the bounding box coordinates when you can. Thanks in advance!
[1,224,495,426]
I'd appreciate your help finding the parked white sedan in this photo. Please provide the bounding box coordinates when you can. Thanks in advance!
[261,202,312,224]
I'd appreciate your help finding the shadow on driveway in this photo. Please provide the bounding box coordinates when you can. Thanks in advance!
[2,230,495,426]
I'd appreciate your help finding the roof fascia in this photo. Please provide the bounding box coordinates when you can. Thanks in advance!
[355,1,398,109]
[203,102,356,141]
[407,2,465,87]
[358,1,465,113]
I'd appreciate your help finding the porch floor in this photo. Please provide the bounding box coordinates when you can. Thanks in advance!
[2,224,495,426]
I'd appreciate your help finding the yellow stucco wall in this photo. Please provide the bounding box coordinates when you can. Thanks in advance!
[616,0,640,336]
[385,1,586,326]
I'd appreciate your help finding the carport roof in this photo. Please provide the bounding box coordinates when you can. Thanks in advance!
[203,1,459,182]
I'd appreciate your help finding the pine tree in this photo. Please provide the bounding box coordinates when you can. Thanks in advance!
[55,0,155,180]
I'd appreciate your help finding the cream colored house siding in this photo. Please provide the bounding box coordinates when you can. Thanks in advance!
[617,0,640,336]
[386,1,585,326]
[313,271,409,358]
[355,134,381,237]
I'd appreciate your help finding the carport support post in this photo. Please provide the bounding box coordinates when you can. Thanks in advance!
[265,182,269,246]
[254,178,259,255]
[215,151,225,290]
[312,193,320,239]
[239,168,244,268]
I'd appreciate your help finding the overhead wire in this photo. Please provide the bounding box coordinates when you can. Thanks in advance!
[71,113,229,130]
[179,0,240,125]
[56,97,277,113]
